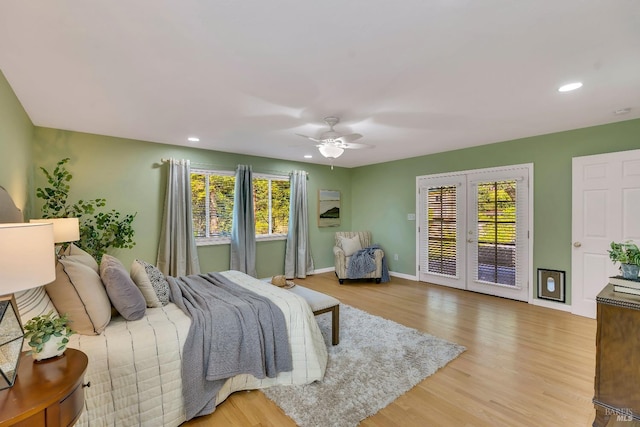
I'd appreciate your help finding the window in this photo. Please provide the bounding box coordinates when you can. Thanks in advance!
[427,185,457,276]
[191,170,290,244]
[475,180,517,286]
[253,176,290,236]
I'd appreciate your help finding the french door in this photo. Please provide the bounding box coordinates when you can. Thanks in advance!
[417,165,532,301]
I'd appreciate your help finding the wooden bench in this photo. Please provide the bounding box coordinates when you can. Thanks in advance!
[288,285,340,345]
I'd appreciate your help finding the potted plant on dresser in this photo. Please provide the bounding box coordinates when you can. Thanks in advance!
[608,241,640,280]
[23,311,75,361]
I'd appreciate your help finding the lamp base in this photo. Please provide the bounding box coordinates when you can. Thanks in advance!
[0,294,26,390]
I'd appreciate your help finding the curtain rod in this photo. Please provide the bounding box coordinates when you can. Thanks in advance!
[160,158,308,177]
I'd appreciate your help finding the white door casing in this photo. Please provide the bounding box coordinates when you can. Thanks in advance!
[571,149,640,318]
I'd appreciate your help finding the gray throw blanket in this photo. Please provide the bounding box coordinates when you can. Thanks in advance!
[347,244,391,282]
[168,272,292,420]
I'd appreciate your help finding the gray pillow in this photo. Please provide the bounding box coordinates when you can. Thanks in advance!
[135,259,171,306]
[100,255,146,321]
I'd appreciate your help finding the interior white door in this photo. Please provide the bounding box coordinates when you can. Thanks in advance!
[571,149,640,318]
[418,165,531,301]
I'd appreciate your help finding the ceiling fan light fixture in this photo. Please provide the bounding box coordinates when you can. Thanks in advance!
[318,144,344,159]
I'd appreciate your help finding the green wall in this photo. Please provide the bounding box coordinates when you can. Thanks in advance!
[31,128,352,277]
[0,70,34,218]
[3,70,640,303]
[351,118,640,303]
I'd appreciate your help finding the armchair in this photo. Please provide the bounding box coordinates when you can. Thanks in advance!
[333,231,384,284]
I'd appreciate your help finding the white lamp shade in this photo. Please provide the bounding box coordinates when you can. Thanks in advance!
[318,144,344,159]
[30,218,80,243]
[0,223,56,294]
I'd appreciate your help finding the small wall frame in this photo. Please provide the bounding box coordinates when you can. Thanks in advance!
[537,268,565,302]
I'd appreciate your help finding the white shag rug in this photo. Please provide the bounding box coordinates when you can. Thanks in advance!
[262,304,465,427]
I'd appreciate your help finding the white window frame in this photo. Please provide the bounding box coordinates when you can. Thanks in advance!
[192,169,290,246]
[253,172,290,242]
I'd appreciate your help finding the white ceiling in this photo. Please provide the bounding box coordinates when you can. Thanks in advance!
[1,1,639,168]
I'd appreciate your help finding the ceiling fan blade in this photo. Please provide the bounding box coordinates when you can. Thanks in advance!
[295,133,322,143]
[336,133,363,143]
[342,141,374,149]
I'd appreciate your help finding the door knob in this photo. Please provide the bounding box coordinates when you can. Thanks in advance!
[573,242,582,248]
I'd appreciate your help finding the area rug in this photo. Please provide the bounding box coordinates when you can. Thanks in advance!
[262,304,465,427]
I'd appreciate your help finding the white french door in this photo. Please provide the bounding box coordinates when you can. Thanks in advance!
[417,165,532,302]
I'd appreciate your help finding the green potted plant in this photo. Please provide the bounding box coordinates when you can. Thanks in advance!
[23,311,75,361]
[36,157,136,261]
[608,241,640,280]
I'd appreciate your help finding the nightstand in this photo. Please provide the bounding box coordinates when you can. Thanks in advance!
[0,348,88,427]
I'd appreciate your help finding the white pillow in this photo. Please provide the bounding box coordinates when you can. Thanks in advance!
[340,235,362,257]
[130,260,163,308]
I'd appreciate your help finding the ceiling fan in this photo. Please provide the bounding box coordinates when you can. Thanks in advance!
[296,117,373,160]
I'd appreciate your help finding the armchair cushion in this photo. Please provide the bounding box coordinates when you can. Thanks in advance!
[338,235,362,256]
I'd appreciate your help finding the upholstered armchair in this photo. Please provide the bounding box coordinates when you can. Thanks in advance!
[333,231,384,284]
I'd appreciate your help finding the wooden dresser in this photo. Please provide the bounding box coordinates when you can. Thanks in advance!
[0,348,88,427]
[594,284,640,426]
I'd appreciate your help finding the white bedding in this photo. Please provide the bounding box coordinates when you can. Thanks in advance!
[68,270,328,427]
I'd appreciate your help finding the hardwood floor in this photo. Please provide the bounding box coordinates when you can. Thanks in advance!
[184,272,597,426]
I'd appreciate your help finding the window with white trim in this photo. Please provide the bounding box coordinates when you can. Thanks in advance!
[191,169,290,244]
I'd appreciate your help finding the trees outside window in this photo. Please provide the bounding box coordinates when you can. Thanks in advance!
[191,170,290,244]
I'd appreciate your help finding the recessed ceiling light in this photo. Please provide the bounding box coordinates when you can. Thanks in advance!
[187,136,200,142]
[614,107,631,115]
[304,155,313,159]
[558,82,583,92]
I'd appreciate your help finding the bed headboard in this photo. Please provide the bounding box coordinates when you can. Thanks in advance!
[0,186,23,223]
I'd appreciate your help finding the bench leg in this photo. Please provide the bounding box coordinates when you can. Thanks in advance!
[312,305,340,346]
[331,305,339,345]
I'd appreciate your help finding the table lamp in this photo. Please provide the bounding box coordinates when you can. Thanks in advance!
[30,217,80,256]
[0,223,55,390]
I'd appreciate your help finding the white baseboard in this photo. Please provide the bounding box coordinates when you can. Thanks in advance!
[531,298,572,312]
[389,271,417,281]
[313,266,335,274]
[311,267,417,281]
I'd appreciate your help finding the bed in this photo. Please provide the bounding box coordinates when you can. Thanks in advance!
[1,186,328,426]
[66,269,328,426]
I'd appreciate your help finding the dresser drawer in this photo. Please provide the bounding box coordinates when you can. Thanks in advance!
[58,383,85,427]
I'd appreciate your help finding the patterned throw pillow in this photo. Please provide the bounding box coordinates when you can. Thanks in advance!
[15,286,60,325]
[133,259,171,305]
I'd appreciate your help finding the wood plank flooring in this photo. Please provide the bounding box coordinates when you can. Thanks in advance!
[184,272,597,426]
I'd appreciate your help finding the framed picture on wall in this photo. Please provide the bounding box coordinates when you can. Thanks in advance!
[318,190,341,227]
[538,268,565,302]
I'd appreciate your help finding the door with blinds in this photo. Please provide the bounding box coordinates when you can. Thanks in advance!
[418,165,532,302]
